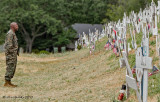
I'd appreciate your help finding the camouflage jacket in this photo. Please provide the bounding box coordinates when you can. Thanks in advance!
[4,29,18,53]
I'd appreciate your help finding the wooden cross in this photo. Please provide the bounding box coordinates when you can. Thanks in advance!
[122,51,142,102]
[122,37,152,102]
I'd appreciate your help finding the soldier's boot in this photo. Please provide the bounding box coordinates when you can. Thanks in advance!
[9,81,18,87]
[4,80,17,88]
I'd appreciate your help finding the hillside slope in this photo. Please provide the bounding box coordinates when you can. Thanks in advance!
[0,35,159,102]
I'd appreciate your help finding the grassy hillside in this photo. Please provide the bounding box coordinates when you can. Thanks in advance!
[0,42,125,102]
[0,33,160,102]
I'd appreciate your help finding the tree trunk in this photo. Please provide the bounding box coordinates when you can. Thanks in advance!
[19,23,46,53]
[28,41,33,53]
[26,43,29,53]
[24,37,35,53]
[28,37,35,53]
[25,38,32,53]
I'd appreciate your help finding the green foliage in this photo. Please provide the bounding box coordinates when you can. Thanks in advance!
[103,0,156,23]
[0,33,5,45]
[0,0,158,52]
[104,4,125,22]
[32,49,40,54]
[39,50,50,55]
[54,28,76,47]
[43,0,108,25]
[150,40,156,46]
[122,95,127,101]
[148,73,160,96]
[77,45,82,50]
[0,0,62,52]
[0,0,107,52]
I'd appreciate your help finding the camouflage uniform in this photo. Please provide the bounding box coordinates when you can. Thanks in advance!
[4,29,18,81]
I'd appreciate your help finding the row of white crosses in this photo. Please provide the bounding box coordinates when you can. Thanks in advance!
[102,0,160,101]
[75,0,160,54]
[75,0,159,100]
[114,0,160,53]
[75,27,106,51]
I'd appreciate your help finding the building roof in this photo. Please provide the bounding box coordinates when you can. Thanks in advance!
[67,23,103,49]
[72,23,103,37]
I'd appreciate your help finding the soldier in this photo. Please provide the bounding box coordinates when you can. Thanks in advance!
[4,22,19,87]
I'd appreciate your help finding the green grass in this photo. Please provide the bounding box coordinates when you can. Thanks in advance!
[150,49,155,56]
[158,96,160,102]
[135,32,143,47]
[158,22,160,28]
[149,73,160,96]
[128,54,136,68]
[153,57,159,64]
[150,40,156,46]
[0,33,5,45]
[107,53,115,60]
[95,36,108,52]
[126,26,143,48]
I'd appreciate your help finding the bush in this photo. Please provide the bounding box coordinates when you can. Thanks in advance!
[32,49,40,54]
[0,34,5,45]
[77,45,82,50]
[39,50,50,54]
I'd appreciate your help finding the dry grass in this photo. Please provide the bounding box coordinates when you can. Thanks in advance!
[0,48,125,102]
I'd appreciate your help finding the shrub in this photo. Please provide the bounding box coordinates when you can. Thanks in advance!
[77,45,82,50]
[32,49,40,54]
[39,50,50,54]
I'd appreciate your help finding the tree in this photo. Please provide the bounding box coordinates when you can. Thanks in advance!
[42,0,108,25]
[103,0,142,23]
[0,0,61,53]
[0,0,108,53]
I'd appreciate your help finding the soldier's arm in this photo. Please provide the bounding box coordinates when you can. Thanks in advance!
[5,34,15,52]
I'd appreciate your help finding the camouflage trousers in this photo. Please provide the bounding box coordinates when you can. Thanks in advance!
[5,51,17,81]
